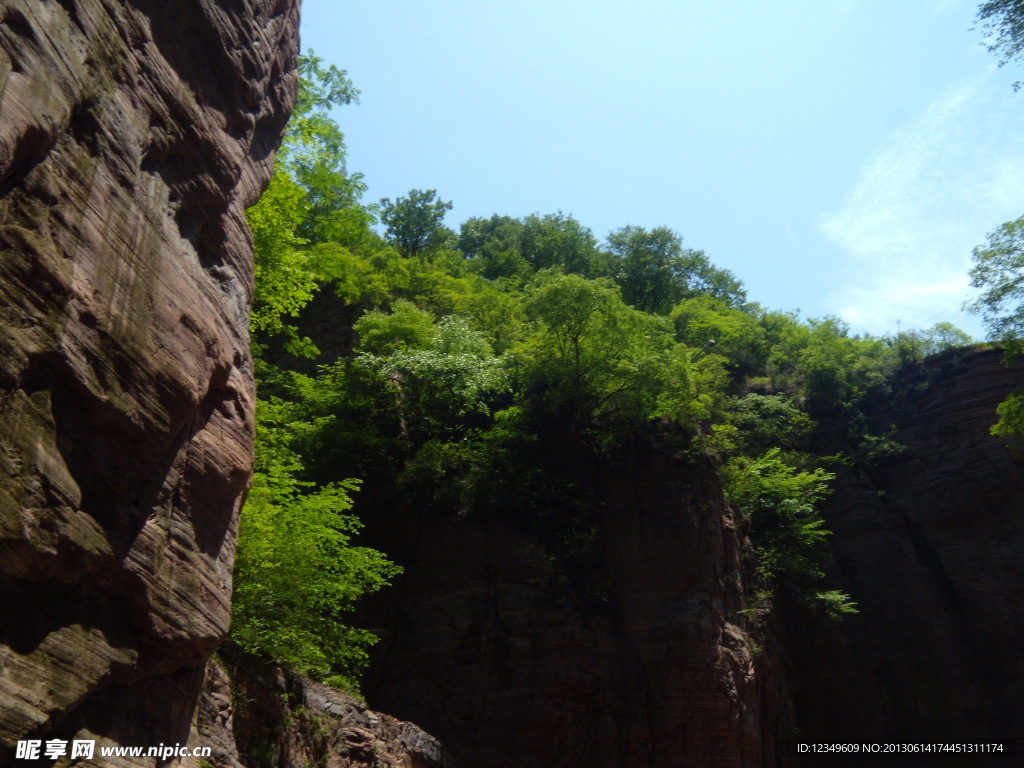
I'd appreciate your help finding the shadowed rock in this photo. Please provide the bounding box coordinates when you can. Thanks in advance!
[787,347,1024,765]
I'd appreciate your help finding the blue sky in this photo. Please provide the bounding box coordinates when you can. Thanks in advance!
[299,0,1024,339]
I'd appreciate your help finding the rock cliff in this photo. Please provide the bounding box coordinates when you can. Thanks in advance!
[201,655,452,768]
[0,0,297,763]
[364,442,794,768]
[358,349,1024,768]
[786,347,1024,765]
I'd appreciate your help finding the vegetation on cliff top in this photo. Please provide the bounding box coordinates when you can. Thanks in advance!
[232,48,1012,689]
[966,0,1024,437]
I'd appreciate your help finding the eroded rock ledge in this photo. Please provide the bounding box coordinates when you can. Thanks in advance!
[201,656,452,768]
[0,0,298,762]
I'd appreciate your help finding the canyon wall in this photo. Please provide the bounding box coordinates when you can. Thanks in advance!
[364,443,794,768]
[0,0,298,763]
[206,655,452,768]
[3,3,1023,766]
[787,347,1024,765]
[361,349,1024,768]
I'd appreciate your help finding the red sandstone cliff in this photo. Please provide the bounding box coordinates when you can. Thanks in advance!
[363,441,794,768]
[787,347,1024,766]
[0,1,297,762]
[357,349,1024,768]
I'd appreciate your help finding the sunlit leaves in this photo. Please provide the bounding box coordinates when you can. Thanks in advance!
[967,215,1024,357]
[607,225,746,315]
[723,449,839,596]
[518,273,696,433]
[248,167,319,354]
[380,189,455,259]
[232,400,401,692]
[966,214,1024,435]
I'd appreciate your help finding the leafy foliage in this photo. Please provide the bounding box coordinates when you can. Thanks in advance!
[232,401,400,693]
[380,189,455,259]
[967,215,1024,356]
[248,168,319,351]
[993,390,1024,436]
[723,450,849,613]
[976,0,1024,89]
[607,225,746,314]
[234,54,401,690]
[966,215,1024,434]
[518,273,694,434]
[354,312,509,437]
[239,51,999,681]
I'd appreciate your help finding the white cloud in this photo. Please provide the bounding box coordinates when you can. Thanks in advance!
[820,71,1024,337]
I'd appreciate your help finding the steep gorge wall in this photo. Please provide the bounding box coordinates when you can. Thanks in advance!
[360,349,1024,768]
[788,348,1024,765]
[0,0,298,762]
[364,445,794,768]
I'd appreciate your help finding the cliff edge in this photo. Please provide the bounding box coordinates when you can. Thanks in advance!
[788,347,1024,765]
[0,0,297,762]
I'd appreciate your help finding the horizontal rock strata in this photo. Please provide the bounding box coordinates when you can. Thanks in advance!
[0,0,297,763]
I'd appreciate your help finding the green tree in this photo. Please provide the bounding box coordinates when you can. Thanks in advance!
[458,211,606,281]
[607,225,745,315]
[518,273,695,436]
[728,393,815,455]
[285,53,372,245]
[520,212,606,277]
[670,295,768,378]
[362,318,507,429]
[248,167,318,352]
[967,215,1024,355]
[797,317,859,419]
[606,225,685,314]
[237,52,403,693]
[966,215,1024,433]
[352,309,509,441]
[247,51,371,355]
[921,321,974,353]
[458,215,530,280]
[231,400,401,692]
[380,189,455,259]
[354,299,438,355]
[976,0,1024,89]
[723,449,854,617]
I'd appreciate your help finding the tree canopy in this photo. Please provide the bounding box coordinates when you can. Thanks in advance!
[976,0,1024,88]
[967,216,1024,434]
[236,50,995,691]
[965,4,1024,435]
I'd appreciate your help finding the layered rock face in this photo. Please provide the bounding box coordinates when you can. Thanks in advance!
[366,446,794,768]
[0,0,297,762]
[787,348,1024,765]
[363,349,1024,768]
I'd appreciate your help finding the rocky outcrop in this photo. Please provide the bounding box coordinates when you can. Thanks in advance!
[365,444,794,768]
[203,655,451,768]
[787,348,1024,765]
[0,0,298,763]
